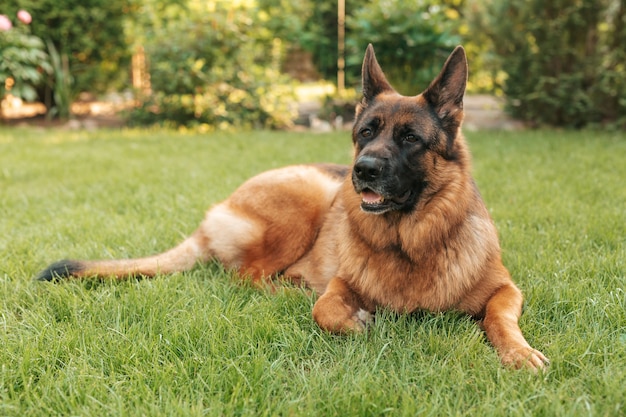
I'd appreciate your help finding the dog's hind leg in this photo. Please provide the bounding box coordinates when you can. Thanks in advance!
[36,165,344,285]
[202,166,343,286]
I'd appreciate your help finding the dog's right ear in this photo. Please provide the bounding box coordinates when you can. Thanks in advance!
[360,44,394,105]
[422,46,467,121]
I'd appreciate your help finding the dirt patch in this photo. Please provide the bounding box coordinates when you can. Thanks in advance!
[0,96,127,130]
[462,95,524,131]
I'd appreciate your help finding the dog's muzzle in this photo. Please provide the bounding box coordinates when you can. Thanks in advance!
[352,155,411,214]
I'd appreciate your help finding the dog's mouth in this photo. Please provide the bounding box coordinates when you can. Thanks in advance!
[360,189,411,214]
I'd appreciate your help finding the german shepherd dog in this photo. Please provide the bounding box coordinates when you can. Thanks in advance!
[37,45,548,370]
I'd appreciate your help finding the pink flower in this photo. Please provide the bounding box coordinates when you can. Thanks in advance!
[17,10,32,25]
[0,14,12,31]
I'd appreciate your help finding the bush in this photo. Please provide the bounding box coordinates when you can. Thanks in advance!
[470,0,626,128]
[2,0,133,103]
[346,0,462,93]
[0,10,51,109]
[128,1,296,130]
[130,79,296,131]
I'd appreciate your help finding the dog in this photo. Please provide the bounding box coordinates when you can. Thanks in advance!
[37,45,548,370]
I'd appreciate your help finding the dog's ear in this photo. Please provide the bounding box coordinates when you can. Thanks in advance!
[422,46,467,121]
[361,44,394,104]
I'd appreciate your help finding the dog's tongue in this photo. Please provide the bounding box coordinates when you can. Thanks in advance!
[361,190,384,204]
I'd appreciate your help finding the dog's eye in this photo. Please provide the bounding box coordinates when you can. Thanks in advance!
[404,134,420,143]
[360,128,372,138]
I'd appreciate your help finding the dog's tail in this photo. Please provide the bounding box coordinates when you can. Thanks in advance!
[35,229,211,282]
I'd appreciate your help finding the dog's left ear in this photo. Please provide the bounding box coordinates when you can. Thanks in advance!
[422,46,467,121]
[361,44,395,104]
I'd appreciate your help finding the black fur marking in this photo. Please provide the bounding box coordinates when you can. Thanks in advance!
[35,260,83,282]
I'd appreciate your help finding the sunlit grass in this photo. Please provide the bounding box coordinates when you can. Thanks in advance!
[1,126,625,416]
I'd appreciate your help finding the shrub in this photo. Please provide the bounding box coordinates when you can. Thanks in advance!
[128,1,296,130]
[0,9,51,111]
[346,0,462,93]
[470,0,626,128]
[2,0,133,101]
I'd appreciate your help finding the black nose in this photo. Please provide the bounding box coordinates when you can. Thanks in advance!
[354,155,384,181]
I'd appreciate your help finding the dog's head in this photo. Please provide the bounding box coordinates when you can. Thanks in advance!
[351,45,468,214]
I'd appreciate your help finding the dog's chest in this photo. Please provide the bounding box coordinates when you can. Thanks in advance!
[347,248,467,312]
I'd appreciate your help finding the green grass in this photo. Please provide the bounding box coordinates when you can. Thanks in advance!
[1,126,625,416]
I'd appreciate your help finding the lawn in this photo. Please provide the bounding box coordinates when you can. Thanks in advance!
[1,126,625,416]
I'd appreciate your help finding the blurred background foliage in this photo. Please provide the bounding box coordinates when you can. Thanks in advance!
[1,0,624,129]
[345,0,464,95]
[468,0,626,128]
[2,0,132,102]
[125,0,296,129]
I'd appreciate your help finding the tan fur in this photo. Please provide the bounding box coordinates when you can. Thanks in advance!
[38,46,548,370]
[71,232,210,278]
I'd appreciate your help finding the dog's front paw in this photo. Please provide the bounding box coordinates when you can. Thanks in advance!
[501,346,550,371]
[351,308,374,331]
[312,277,373,333]
[312,297,373,333]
